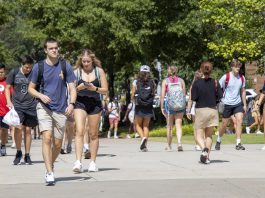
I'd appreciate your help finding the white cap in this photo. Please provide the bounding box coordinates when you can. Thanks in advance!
[140,65,150,72]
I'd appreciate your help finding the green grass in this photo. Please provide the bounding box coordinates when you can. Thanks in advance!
[117,123,265,144]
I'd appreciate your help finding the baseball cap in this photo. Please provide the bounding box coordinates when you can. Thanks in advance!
[140,65,150,72]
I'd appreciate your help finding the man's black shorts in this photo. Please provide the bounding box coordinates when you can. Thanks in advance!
[222,103,244,118]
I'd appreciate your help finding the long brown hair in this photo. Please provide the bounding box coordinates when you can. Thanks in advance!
[73,49,102,70]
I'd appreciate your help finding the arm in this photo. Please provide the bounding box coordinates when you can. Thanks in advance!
[85,68,108,94]
[65,82,77,116]
[5,84,13,108]
[160,79,166,117]
[181,79,186,95]
[28,82,51,104]
[241,87,247,113]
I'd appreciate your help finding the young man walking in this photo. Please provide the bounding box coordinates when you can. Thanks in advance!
[5,55,38,165]
[0,63,10,156]
[215,59,247,150]
[28,38,76,185]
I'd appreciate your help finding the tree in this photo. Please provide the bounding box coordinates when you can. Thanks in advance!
[199,0,265,62]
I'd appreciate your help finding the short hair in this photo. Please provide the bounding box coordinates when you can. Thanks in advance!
[0,63,6,69]
[21,55,34,65]
[230,59,242,67]
[43,38,58,49]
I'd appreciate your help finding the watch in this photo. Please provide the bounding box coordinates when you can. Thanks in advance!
[96,87,99,92]
[70,102,75,106]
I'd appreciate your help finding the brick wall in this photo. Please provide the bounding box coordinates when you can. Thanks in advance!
[245,62,263,93]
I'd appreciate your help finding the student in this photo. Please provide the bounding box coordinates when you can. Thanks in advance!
[160,65,186,151]
[107,96,121,139]
[187,61,222,164]
[246,95,262,135]
[6,55,38,165]
[0,63,10,156]
[122,100,137,138]
[72,49,108,173]
[215,59,247,151]
[28,38,77,185]
[131,65,155,152]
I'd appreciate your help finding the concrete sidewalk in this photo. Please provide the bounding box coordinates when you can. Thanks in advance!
[1,138,265,197]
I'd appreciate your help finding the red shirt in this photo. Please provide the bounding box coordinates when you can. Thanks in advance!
[0,78,9,116]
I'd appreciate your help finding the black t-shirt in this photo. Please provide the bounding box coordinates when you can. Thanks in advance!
[191,78,223,108]
[6,68,37,110]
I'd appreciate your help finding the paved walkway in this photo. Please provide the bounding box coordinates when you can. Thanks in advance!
[1,138,265,197]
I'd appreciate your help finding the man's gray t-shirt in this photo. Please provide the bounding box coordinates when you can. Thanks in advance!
[219,72,245,106]
[6,68,37,110]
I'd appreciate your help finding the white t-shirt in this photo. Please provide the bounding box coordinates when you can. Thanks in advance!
[219,72,245,105]
[108,102,120,118]
[128,102,135,123]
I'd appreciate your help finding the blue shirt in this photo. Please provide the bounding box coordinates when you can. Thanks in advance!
[30,60,76,113]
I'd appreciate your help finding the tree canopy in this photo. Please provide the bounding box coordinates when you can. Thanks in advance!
[0,0,264,95]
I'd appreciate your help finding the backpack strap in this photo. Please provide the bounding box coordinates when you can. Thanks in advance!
[225,72,230,89]
[11,67,20,85]
[60,59,67,84]
[95,66,102,100]
[36,61,44,92]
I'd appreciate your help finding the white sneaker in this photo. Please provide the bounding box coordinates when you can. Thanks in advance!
[11,143,16,149]
[256,130,263,135]
[165,145,172,151]
[261,145,265,150]
[126,134,131,139]
[134,133,140,138]
[72,160,83,173]
[114,136,119,139]
[107,131,111,139]
[88,161,98,172]
[195,145,201,151]
[246,127,250,134]
[45,172,55,184]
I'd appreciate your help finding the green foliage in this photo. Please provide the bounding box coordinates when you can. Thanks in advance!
[149,124,194,137]
[199,0,265,61]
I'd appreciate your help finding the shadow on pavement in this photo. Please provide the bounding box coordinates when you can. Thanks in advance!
[97,154,116,157]
[56,176,92,182]
[210,160,230,163]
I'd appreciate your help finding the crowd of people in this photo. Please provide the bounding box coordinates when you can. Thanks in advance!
[0,37,265,185]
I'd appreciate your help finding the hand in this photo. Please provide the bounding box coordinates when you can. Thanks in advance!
[186,113,192,120]
[243,105,247,114]
[39,93,51,104]
[65,104,74,116]
[6,101,14,109]
[85,82,96,91]
[161,108,167,118]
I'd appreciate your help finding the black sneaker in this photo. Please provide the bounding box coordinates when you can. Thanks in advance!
[13,150,22,165]
[24,154,33,165]
[66,145,72,153]
[200,148,209,164]
[215,141,221,150]
[60,149,66,154]
[140,138,147,151]
[236,143,245,150]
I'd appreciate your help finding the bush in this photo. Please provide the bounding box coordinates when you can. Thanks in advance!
[149,123,194,137]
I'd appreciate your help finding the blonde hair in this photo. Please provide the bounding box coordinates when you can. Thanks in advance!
[73,49,102,70]
[167,65,178,77]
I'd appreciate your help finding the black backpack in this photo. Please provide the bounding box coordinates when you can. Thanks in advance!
[136,79,155,107]
[36,59,67,93]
